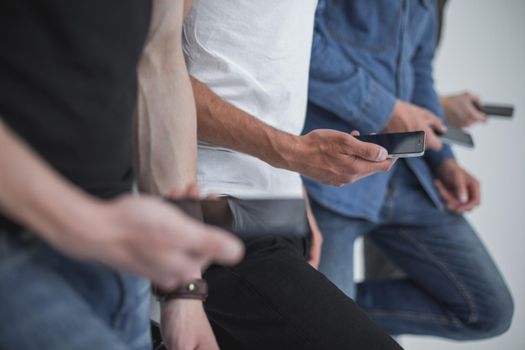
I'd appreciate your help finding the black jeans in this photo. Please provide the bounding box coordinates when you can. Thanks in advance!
[203,235,403,350]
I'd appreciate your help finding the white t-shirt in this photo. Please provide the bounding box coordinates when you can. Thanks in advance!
[183,0,318,198]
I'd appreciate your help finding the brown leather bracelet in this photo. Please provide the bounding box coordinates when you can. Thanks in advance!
[152,279,208,302]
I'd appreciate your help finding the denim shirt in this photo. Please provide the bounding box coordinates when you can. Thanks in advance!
[303,0,454,221]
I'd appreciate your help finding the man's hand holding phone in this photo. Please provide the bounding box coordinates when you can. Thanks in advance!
[434,159,481,213]
[284,129,396,187]
[82,195,244,290]
[384,100,446,150]
[440,92,487,128]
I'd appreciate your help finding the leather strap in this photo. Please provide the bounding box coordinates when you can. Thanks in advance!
[153,279,208,302]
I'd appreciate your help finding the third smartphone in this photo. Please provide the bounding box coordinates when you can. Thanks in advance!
[356,131,426,158]
[478,103,514,118]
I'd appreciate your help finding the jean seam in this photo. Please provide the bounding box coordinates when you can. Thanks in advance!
[221,267,318,350]
[366,309,460,325]
[111,272,127,331]
[391,229,479,324]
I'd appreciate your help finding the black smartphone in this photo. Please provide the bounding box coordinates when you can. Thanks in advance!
[356,131,425,158]
[479,103,514,118]
[166,197,309,238]
[435,126,474,148]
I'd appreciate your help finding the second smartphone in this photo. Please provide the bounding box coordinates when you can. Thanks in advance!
[356,131,426,158]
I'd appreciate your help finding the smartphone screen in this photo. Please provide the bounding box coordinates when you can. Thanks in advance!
[480,103,514,118]
[438,126,474,148]
[356,131,425,158]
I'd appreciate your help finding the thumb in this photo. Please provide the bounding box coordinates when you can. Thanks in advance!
[354,139,388,162]
[454,173,468,204]
[426,113,446,133]
[193,225,245,265]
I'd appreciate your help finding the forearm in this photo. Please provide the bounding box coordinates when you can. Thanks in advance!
[0,121,99,242]
[135,0,197,196]
[192,76,297,170]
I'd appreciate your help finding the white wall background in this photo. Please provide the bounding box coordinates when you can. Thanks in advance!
[401,1,525,349]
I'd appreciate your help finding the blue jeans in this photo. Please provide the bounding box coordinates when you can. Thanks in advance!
[0,230,151,350]
[311,161,514,340]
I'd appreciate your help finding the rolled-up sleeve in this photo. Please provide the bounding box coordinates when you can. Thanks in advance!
[410,6,454,169]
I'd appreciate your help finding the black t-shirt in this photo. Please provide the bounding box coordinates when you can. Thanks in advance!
[0,0,151,231]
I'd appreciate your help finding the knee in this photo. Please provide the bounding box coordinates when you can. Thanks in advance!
[468,287,514,339]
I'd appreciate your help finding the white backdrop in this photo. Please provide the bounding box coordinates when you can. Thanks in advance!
[401,1,525,349]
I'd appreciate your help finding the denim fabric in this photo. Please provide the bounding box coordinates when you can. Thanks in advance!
[0,230,151,350]
[312,161,514,340]
[304,0,455,221]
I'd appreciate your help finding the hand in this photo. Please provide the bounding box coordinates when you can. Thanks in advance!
[161,299,219,350]
[168,183,219,201]
[384,100,446,151]
[161,185,221,349]
[52,195,244,290]
[440,92,486,128]
[434,159,481,213]
[168,183,202,200]
[285,129,396,187]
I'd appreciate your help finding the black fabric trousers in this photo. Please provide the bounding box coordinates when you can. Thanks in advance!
[203,235,403,350]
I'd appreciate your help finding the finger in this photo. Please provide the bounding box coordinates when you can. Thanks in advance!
[351,138,388,162]
[186,183,201,199]
[468,92,482,107]
[182,223,245,265]
[167,188,183,199]
[453,173,469,204]
[435,180,454,203]
[424,127,443,150]
[342,161,393,184]
[346,157,396,181]
[459,177,481,211]
[435,180,462,211]
[350,130,360,136]
[426,113,446,133]
[466,104,487,123]
[205,193,220,200]
[167,184,201,200]
[155,276,181,291]
[382,158,397,172]
[469,177,481,206]
[154,254,203,290]
[160,205,245,264]
[463,119,475,128]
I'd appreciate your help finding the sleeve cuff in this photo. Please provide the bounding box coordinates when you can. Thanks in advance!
[352,78,396,133]
[425,143,455,170]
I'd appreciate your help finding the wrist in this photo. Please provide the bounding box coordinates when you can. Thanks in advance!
[439,96,453,117]
[266,130,301,171]
[435,158,457,177]
[384,100,405,132]
[155,278,208,303]
[35,189,105,247]
[392,100,406,117]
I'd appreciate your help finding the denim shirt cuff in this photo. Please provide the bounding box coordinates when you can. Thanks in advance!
[425,143,455,170]
[353,79,396,133]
